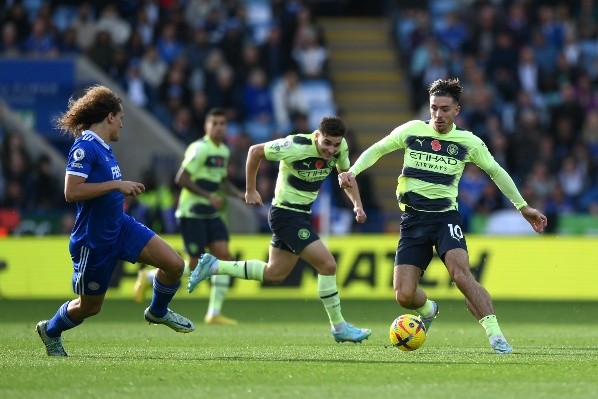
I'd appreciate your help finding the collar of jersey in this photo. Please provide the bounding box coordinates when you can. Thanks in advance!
[425,120,456,134]
[83,130,110,150]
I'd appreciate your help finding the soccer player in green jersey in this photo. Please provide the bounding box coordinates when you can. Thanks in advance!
[187,116,372,343]
[339,78,547,354]
[134,108,245,325]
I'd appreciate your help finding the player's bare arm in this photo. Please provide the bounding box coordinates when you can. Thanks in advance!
[245,143,266,206]
[338,170,367,223]
[221,177,245,201]
[64,174,145,202]
[175,167,223,209]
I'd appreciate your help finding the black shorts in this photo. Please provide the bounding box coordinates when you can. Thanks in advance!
[268,206,319,254]
[179,217,229,257]
[395,209,467,271]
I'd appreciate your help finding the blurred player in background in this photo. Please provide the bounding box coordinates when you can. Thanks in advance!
[36,85,194,356]
[134,108,245,325]
[339,78,547,354]
[188,116,372,343]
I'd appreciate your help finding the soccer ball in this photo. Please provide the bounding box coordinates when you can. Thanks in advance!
[389,314,426,351]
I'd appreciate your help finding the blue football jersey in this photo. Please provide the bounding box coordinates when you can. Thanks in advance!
[66,130,124,247]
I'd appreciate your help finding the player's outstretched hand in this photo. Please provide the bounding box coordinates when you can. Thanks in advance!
[338,172,355,189]
[520,205,548,234]
[245,189,263,206]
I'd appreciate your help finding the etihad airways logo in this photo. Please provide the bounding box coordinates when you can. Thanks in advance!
[409,150,459,165]
[298,169,329,179]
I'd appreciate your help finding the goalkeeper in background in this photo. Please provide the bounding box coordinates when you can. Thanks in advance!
[134,108,245,325]
[339,78,547,354]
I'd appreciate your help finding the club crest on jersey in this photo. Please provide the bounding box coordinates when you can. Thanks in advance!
[447,144,459,156]
[315,160,325,169]
[431,140,442,151]
[73,148,85,161]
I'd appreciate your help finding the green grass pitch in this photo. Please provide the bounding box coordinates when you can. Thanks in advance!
[1,299,596,399]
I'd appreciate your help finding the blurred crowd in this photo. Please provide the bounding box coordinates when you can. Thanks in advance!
[395,0,598,232]
[1,0,598,236]
[0,0,349,235]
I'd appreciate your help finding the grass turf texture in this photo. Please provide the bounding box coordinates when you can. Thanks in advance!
[1,299,596,399]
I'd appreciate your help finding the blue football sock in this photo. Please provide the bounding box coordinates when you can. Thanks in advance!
[46,301,83,338]
[149,278,181,318]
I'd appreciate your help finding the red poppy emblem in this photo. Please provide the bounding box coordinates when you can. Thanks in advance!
[315,160,325,169]
[431,140,442,151]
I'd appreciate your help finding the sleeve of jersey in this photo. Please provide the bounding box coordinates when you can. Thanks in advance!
[337,140,350,171]
[349,130,402,176]
[473,146,528,210]
[263,137,291,161]
[181,143,200,170]
[65,142,92,178]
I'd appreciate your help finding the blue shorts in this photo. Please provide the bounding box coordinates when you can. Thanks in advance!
[395,209,468,272]
[178,216,229,257]
[268,206,319,254]
[69,214,155,295]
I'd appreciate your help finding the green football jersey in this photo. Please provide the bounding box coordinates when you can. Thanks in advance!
[350,120,526,212]
[175,136,230,219]
[264,132,350,213]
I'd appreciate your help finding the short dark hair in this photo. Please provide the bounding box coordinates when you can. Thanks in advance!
[428,78,463,104]
[319,116,346,137]
[206,108,227,118]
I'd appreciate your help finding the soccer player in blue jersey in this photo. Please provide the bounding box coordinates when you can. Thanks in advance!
[36,85,195,357]
[188,116,372,343]
[339,78,547,354]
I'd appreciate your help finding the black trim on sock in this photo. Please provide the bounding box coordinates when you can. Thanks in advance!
[244,261,248,279]
[320,291,338,299]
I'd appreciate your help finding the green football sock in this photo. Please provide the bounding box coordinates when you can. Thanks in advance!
[217,260,265,281]
[479,314,503,338]
[318,274,345,327]
[207,275,230,316]
[416,299,435,317]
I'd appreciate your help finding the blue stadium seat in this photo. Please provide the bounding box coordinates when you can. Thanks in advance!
[302,80,334,108]
[308,103,337,131]
[245,0,272,44]
[244,120,274,143]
